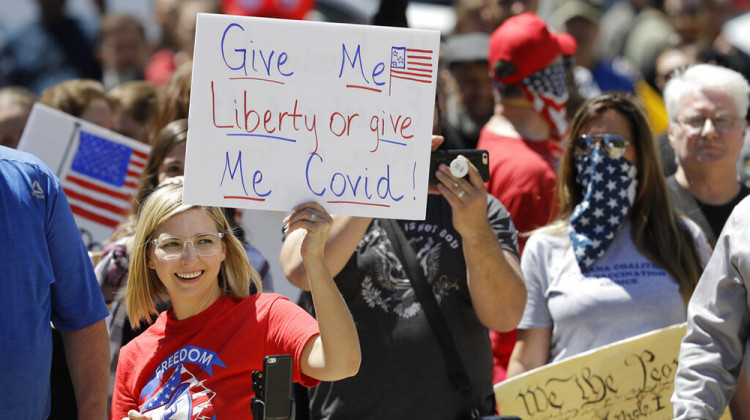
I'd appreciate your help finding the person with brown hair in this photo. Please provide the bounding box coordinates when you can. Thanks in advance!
[97,13,151,90]
[147,61,192,144]
[38,78,114,130]
[107,81,160,143]
[0,85,35,149]
[507,92,709,376]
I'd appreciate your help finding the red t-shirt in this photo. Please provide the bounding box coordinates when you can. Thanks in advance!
[476,128,558,254]
[110,294,319,419]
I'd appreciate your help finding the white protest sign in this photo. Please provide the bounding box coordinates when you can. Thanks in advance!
[184,14,440,220]
[18,103,150,250]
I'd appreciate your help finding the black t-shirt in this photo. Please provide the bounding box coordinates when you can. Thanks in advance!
[304,194,518,419]
[701,184,750,239]
[667,175,750,248]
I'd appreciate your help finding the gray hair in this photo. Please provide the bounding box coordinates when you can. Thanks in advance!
[664,63,750,121]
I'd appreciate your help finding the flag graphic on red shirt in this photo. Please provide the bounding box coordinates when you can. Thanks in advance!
[139,346,225,419]
[142,365,216,420]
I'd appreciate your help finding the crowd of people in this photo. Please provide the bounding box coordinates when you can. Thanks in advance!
[4,0,750,419]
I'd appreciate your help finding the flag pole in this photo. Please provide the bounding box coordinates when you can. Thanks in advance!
[58,122,81,174]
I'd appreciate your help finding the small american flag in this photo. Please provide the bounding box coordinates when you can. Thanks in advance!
[390,46,434,86]
[62,130,147,229]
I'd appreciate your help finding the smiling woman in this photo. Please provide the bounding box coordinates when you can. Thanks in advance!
[110,183,360,419]
[145,209,228,319]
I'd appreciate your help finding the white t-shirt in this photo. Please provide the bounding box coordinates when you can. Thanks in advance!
[519,219,710,363]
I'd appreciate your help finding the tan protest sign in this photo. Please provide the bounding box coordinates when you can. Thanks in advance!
[495,324,731,419]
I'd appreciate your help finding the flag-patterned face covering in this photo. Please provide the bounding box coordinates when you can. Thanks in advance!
[519,60,570,145]
[569,147,638,272]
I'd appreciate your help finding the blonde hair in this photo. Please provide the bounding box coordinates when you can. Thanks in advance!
[126,184,261,327]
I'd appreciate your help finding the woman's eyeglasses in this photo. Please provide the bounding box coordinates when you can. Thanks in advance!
[150,232,224,260]
[573,134,632,159]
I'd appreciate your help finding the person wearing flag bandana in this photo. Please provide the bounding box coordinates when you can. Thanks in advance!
[476,11,577,383]
[506,93,710,375]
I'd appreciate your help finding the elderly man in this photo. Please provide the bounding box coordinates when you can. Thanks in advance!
[664,63,750,248]
[667,63,750,419]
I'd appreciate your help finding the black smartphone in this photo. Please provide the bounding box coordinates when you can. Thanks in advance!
[262,355,293,419]
[429,149,490,185]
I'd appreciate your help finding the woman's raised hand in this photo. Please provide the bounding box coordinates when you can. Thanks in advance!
[284,202,333,261]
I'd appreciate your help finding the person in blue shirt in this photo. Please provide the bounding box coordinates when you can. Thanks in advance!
[0,145,109,418]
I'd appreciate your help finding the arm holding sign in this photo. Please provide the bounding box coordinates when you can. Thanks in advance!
[281,214,372,291]
[283,203,361,381]
[431,136,526,333]
[506,328,552,377]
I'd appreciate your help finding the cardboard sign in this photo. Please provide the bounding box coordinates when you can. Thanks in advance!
[18,103,150,251]
[184,14,440,220]
[495,324,732,420]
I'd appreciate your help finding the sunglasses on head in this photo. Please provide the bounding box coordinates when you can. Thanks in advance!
[573,134,632,159]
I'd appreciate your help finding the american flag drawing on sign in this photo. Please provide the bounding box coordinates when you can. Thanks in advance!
[62,130,147,230]
[389,46,434,93]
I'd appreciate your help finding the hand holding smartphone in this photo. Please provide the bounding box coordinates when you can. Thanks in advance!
[429,149,490,186]
[253,355,293,420]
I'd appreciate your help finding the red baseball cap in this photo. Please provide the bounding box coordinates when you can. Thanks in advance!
[489,12,577,85]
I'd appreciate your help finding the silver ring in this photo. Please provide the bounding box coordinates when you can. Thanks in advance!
[309,213,317,223]
[457,190,466,199]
